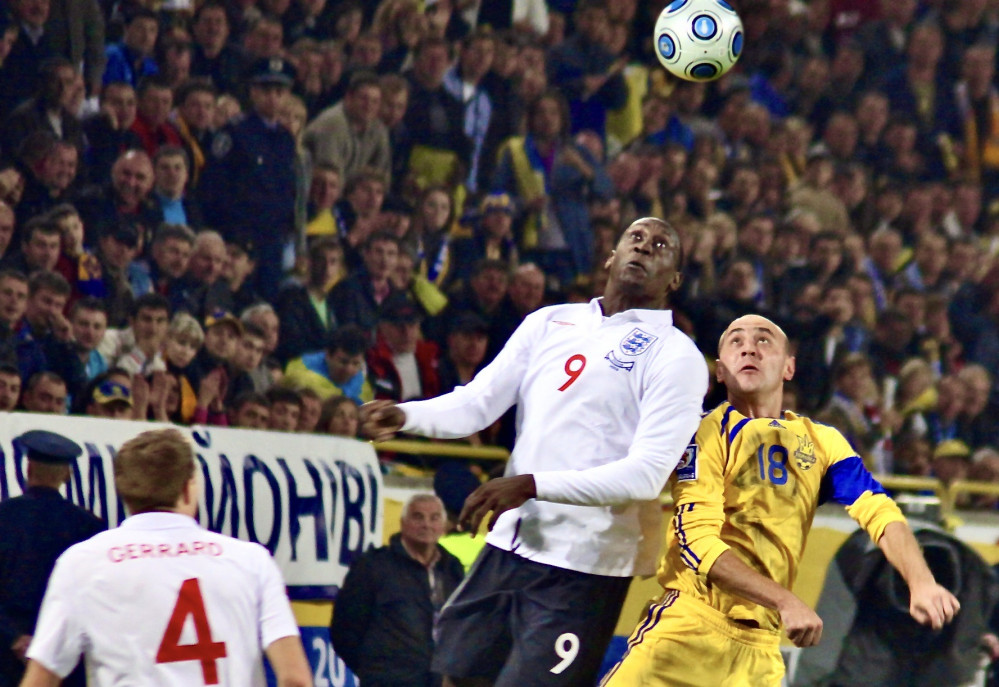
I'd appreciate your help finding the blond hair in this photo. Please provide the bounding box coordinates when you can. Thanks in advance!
[114,428,195,514]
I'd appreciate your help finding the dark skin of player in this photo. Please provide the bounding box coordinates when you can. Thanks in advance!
[360,217,685,534]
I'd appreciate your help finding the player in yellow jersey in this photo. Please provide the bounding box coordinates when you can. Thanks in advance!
[601,314,961,687]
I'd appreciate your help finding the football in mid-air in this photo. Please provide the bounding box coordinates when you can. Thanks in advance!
[654,0,744,82]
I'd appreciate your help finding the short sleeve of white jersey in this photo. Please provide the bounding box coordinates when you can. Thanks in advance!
[27,549,87,677]
[254,545,301,649]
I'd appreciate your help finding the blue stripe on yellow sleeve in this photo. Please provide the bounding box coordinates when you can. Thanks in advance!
[728,418,749,444]
[675,504,701,570]
[719,405,735,435]
[819,456,887,506]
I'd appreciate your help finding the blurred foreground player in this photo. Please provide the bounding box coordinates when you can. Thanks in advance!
[362,218,708,686]
[19,428,311,687]
[0,431,103,687]
[601,315,961,687]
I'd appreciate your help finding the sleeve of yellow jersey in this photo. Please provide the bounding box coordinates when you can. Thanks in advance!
[817,424,907,542]
[669,409,732,577]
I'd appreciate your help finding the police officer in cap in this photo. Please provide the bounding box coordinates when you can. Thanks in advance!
[0,430,103,687]
[198,56,297,301]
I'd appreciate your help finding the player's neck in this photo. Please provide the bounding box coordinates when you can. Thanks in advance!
[600,289,667,317]
[728,393,783,420]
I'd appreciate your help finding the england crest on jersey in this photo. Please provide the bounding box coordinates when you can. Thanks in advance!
[620,328,658,356]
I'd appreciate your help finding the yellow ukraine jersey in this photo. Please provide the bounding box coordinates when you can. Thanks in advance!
[658,402,906,631]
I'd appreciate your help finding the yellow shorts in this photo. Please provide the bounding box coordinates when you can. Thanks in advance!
[600,589,785,687]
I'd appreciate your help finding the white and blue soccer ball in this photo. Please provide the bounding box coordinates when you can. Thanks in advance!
[654,0,744,82]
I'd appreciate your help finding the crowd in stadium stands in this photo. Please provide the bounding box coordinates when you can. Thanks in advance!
[1,0,999,502]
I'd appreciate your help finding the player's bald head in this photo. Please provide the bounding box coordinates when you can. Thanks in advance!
[719,314,789,353]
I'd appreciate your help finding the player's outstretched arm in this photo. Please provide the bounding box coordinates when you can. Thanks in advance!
[18,660,61,687]
[359,400,406,442]
[706,551,823,648]
[876,521,961,630]
[265,635,313,687]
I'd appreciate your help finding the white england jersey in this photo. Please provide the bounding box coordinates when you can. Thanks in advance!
[27,512,300,686]
[400,299,708,576]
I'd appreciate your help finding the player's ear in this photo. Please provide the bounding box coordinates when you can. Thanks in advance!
[784,355,796,382]
[604,250,615,270]
[665,269,683,295]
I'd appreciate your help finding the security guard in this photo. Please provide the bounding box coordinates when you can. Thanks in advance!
[198,57,297,301]
[0,430,104,687]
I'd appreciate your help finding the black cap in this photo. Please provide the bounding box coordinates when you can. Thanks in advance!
[250,57,295,86]
[380,294,422,324]
[16,430,83,465]
[104,222,140,248]
[226,236,257,260]
[382,194,413,215]
[449,311,489,336]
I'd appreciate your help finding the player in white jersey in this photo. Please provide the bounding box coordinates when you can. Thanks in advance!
[20,428,312,687]
[363,217,709,686]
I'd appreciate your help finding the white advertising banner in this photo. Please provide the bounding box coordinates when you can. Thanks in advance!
[0,413,383,600]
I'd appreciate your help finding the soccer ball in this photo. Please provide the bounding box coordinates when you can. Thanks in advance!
[654,0,744,82]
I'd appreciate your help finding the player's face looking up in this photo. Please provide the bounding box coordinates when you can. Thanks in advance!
[717,315,795,399]
[604,218,683,302]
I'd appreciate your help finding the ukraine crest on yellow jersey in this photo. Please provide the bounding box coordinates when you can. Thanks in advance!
[658,402,906,630]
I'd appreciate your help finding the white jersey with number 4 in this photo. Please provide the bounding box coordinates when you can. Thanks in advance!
[27,512,300,686]
[400,299,708,577]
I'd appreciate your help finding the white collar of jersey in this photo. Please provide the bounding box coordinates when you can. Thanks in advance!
[591,297,674,327]
[120,512,199,530]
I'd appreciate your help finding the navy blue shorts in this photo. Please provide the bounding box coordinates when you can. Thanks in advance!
[432,545,632,687]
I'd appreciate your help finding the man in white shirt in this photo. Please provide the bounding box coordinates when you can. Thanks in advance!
[362,217,709,686]
[19,428,311,687]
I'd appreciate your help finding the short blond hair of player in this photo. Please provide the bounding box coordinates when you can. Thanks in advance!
[602,314,961,687]
[20,428,312,687]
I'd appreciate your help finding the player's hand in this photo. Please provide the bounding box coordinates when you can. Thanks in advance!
[777,595,823,647]
[909,581,960,630]
[359,400,405,442]
[458,474,537,535]
[11,634,31,662]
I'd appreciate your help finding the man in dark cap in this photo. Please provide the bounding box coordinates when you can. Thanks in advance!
[198,56,297,302]
[0,430,103,687]
[367,293,440,402]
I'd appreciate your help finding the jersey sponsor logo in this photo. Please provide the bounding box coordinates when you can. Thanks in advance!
[794,434,816,471]
[604,350,635,371]
[676,445,698,481]
[619,328,659,356]
[768,420,784,428]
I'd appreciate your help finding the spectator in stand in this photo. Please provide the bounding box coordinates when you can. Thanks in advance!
[490,262,545,356]
[547,0,627,138]
[957,364,997,448]
[69,297,108,381]
[146,223,194,298]
[130,77,183,158]
[331,232,402,333]
[378,73,412,191]
[151,146,202,229]
[0,363,21,410]
[1,217,62,277]
[156,28,193,90]
[190,2,243,95]
[75,149,159,245]
[817,352,884,463]
[330,493,463,687]
[17,270,85,399]
[443,27,497,193]
[223,237,262,315]
[1,0,59,116]
[438,311,488,395]
[97,292,170,376]
[0,270,28,338]
[228,391,271,429]
[170,79,216,190]
[862,227,904,312]
[226,320,267,403]
[161,311,203,422]
[305,164,346,239]
[931,439,972,487]
[368,294,440,402]
[84,378,132,419]
[266,386,303,431]
[241,302,281,391]
[3,58,84,157]
[169,229,232,318]
[896,230,950,295]
[337,167,388,261]
[95,221,150,324]
[284,324,373,404]
[296,386,322,432]
[0,203,15,264]
[20,371,68,414]
[402,185,454,288]
[450,193,518,285]
[17,141,81,227]
[391,244,449,322]
[199,57,297,301]
[80,82,142,185]
[404,36,472,190]
[437,258,509,345]
[304,70,391,185]
[101,8,159,88]
[274,236,343,363]
[318,395,359,437]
